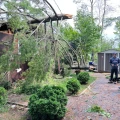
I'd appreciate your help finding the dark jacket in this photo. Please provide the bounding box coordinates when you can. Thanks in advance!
[110,57,120,69]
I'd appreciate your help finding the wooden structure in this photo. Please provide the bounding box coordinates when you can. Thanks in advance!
[0,24,14,56]
[29,14,72,24]
[98,49,120,72]
[0,0,73,82]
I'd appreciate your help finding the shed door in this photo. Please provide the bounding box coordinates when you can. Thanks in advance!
[98,53,104,72]
[105,53,118,72]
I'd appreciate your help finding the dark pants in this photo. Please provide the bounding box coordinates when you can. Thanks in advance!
[110,68,118,82]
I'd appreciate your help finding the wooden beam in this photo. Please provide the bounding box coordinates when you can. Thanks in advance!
[28,14,73,24]
[0,14,72,26]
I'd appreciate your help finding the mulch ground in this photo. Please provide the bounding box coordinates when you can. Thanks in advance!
[63,73,120,120]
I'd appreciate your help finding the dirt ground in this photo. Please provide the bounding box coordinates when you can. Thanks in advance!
[0,94,29,120]
[0,109,28,120]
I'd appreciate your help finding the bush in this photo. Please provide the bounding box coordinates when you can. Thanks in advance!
[14,81,41,95]
[0,87,7,106]
[77,71,90,84]
[21,83,41,95]
[28,85,67,120]
[66,78,80,94]
[0,81,12,90]
[64,68,71,77]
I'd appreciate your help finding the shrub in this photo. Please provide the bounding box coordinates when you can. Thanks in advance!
[21,83,41,95]
[0,81,12,90]
[14,80,41,95]
[77,71,90,84]
[64,68,71,77]
[0,87,7,106]
[63,65,71,77]
[66,78,80,94]
[28,85,67,120]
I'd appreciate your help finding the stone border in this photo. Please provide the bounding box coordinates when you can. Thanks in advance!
[79,79,97,95]
[7,101,28,108]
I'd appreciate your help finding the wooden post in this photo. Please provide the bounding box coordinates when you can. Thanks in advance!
[58,57,60,74]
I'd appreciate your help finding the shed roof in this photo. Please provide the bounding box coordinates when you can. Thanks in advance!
[98,49,120,54]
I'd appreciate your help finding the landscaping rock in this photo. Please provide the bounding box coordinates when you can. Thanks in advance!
[11,105,17,110]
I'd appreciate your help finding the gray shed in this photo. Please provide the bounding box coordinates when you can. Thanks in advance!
[98,49,120,72]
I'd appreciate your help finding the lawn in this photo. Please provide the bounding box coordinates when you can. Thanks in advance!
[41,72,96,94]
[78,76,96,93]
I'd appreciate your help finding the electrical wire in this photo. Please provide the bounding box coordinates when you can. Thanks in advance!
[53,0,63,15]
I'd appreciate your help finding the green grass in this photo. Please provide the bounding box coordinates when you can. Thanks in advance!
[78,76,96,93]
[106,75,110,79]
[41,75,70,92]
[0,105,9,113]
[11,72,96,95]
[87,105,111,118]
[20,95,30,102]
[41,73,96,94]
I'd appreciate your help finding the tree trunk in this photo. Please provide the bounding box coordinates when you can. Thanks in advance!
[90,0,94,18]
[57,57,61,74]
[100,0,106,50]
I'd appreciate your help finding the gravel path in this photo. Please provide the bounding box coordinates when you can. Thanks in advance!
[63,73,120,120]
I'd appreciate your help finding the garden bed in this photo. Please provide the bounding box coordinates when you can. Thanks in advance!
[0,72,96,120]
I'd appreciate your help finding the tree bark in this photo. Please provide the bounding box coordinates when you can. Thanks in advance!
[100,0,106,50]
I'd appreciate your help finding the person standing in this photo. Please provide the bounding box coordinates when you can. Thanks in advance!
[109,53,120,84]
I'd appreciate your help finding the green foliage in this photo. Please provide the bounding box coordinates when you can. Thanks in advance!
[0,54,9,73]
[0,52,12,73]
[75,10,101,61]
[0,80,12,90]
[0,105,9,113]
[19,36,37,62]
[60,10,101,64]
[14,80,41,95]
[64,65,71,77]
[26,53,50,82]
[87,105,103,113]
[60,23,79,41]
[4,0,44,33]
[114,20,120,49]
[0,50,19,76]
[28,85,67,120]
[114,20,120,38]
[100,39,115,51]
[66,78,80,94]
[8,15,29,31]
[5,0,43,17]
[19,36,52,82]
[77,71,90,84]
[0,87,7,106]
[87,105,111,118]
[20,83,41,95]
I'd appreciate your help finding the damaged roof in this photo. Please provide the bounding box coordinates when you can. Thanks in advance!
[0,0,73,26]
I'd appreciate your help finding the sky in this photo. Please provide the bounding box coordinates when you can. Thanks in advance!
[48,0,120,39]
[48,0,77,26]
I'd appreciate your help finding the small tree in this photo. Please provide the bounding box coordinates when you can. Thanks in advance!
[75,10,101,64]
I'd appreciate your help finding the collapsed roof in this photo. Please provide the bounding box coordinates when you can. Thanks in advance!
[0,0,73,27]
[0,0,73,56]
